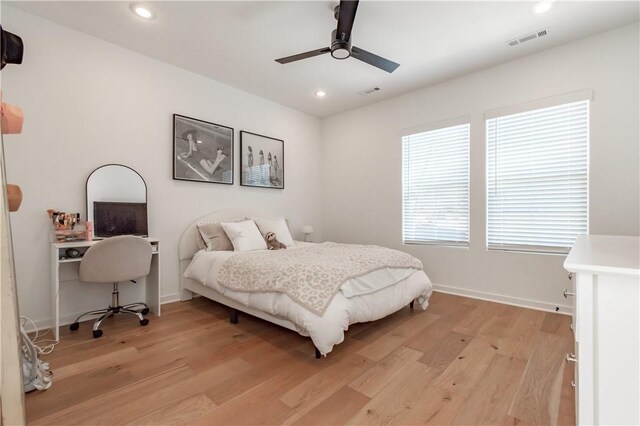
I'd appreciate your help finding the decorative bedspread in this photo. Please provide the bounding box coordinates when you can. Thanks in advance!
[217,242,423,316]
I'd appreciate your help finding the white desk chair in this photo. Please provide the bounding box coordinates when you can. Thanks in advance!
[69,235,152,338]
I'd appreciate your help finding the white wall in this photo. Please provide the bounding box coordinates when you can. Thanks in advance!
[3,5,638,326]
[321,23,640,312]
[1,6,323,326]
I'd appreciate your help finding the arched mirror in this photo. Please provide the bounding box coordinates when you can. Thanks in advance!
[86,164,148,239]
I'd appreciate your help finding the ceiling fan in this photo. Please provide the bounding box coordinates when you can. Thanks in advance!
[275,0,400,73]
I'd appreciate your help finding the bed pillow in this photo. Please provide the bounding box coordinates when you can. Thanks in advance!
[253,217,295,248]
[196,222,233,251]
[221,220,268,252]
[195,217,246,251]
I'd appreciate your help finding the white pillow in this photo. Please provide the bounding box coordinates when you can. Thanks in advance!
[221,220,268,252]
[253,217,295,248]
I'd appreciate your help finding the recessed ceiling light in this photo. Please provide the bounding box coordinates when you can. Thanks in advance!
[131,4,154,19]
[315,90,326,98]
[532,0,553,14]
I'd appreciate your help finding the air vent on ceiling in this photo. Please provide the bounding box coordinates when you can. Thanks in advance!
[358,87,381,96]
[507,29,548,47]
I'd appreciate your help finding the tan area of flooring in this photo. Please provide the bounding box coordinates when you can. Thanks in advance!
[26,292,576,425]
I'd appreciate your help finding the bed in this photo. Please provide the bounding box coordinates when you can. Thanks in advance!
[179,209,433,357]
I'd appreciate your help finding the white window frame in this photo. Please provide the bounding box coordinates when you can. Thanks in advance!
[485,90,592,254]
[402,117,470,248]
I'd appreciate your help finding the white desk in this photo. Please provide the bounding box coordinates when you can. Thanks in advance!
[50,237,161,341]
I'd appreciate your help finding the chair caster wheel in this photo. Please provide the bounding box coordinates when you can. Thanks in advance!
[70,322,80,331]
[141,308,150,316]
[92,329,103,339]
[140,319,149,326]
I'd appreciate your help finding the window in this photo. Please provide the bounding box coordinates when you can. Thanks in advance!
[487,100,589,253]
[402,123,470,246]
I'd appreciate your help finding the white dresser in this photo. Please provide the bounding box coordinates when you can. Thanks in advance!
[564,235,640,425]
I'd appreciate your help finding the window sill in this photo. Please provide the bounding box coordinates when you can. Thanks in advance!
[403,241,470,250]
[487,247,569,256]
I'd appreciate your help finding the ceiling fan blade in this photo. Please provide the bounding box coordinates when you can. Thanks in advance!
[336,0,359,42]
[351,46,400,73]
[275,47,331,64]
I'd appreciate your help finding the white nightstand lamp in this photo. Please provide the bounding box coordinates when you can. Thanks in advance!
[302,225,314,242]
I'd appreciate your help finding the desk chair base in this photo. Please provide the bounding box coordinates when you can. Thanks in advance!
[69,282,150,338]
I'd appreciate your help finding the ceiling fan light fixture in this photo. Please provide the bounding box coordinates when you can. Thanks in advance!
[331,46,350,60]
[330,28,351,59]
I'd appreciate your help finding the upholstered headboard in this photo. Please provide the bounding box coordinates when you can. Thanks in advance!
[178,208,282,300]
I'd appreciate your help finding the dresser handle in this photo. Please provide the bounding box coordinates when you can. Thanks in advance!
[570,323,574,331]
[566,353,577,363]
[563,288,575,298]
[568,272,573,280]
[571,380,576,389]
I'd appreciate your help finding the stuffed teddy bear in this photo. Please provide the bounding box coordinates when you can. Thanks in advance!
[265,232,287,250]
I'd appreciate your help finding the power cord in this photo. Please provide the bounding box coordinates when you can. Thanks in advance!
[20,316,53,391]
[20,316,58,355]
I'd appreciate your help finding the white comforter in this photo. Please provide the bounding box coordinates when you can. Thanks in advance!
[184,243,433,355]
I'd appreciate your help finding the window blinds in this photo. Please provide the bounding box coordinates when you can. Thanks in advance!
[402,123,470,246]
[487,100,589,253]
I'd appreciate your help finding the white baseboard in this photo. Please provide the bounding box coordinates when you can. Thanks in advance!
[24,293,185,333]
[24,314,82,334]
[161,293,181,304]
[21,317,54,334]
[23,286,570,334]
[432,283,573,316]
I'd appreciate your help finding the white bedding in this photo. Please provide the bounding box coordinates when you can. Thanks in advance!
[184,243,433,355]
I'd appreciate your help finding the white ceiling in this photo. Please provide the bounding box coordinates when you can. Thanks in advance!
[6,1,639,117]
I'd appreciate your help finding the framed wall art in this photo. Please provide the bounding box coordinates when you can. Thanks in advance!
[240,131,284,189]
[173,114,234,184]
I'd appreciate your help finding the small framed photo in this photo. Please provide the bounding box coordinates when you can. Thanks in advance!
[173,114,234,184]
[240,131,284,189]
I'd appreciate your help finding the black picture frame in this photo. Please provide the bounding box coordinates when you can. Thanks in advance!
[240,131,284,189]
[173,114,234,185]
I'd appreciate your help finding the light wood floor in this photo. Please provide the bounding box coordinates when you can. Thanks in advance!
[26,292,575,425]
